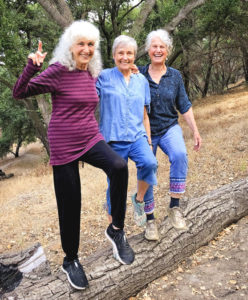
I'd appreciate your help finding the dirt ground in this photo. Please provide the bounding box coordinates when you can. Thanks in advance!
[132,216,248,300]
[0,86,248,299]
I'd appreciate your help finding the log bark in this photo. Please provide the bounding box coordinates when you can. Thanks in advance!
[1,178,248,300]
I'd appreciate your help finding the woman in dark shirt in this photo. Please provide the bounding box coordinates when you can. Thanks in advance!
[139,29,202,230]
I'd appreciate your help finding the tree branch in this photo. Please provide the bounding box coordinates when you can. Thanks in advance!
[164,0,207,33]
[55,0,74,23]
[136,0,207,59]
[118,0,145,27]
[37,0,72,28]
[129,0,156,38]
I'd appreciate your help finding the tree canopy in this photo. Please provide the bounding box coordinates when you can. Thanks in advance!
[0,0,247,157]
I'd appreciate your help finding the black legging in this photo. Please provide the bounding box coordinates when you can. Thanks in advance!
[53,140,128,261]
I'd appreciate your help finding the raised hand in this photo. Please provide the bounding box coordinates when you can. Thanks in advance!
[28,41,47,66]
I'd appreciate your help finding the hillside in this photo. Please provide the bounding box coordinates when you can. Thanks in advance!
[0,86,248,299]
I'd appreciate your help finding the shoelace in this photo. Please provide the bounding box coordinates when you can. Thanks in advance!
[113,231,130,249]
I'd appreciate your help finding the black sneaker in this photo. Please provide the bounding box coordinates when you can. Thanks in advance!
[62,258,89,290]
[105,224,135,265]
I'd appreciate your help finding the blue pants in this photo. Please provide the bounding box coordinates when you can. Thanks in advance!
[106,136,157,214]
[145,124,188,202]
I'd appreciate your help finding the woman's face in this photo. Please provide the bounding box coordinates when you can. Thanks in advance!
[70,38,95,70]
[113,44,135,73]
[148,37,168,65]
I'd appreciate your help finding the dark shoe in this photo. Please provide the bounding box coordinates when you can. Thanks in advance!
[62,258,89,290]
[105,224,135,265]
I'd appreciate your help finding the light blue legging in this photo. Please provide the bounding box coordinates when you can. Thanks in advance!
[144,124,188,202]
[106,136,158,215]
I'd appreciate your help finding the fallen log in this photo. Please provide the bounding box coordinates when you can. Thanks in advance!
[1,178,248,300]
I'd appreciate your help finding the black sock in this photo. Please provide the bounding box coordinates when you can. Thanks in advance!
[170,197,179,208]
[135,193,142,203]
[64,255,78,262]
[146,213,155,221]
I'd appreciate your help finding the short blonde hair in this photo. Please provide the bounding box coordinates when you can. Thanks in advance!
[50,20,102,77]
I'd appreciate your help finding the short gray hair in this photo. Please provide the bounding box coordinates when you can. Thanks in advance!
[145,29,173,56]
[50,20,102,77]
[112,35,137,56]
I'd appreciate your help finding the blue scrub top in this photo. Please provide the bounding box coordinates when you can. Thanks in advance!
[96,67,151,143]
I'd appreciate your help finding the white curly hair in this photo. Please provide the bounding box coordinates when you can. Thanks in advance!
[145,29,173,56]
[49,20,102,78]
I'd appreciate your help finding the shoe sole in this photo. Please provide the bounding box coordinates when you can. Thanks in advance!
[105,230,128,265]
[145,234,159,241]
[62,266,88,290]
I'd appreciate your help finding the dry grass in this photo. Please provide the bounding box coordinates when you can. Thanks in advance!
[0,85,247,272]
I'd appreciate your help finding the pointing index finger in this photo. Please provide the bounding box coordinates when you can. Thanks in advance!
[38,40,43,53]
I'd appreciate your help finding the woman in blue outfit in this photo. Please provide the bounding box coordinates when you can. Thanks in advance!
[96,35,159,241]
[139,29,202,230]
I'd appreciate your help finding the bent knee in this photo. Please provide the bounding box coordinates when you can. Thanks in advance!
[112,157,128,173]
[143,157,158,171]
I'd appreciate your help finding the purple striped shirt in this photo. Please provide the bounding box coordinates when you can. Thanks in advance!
[13,59,104,165]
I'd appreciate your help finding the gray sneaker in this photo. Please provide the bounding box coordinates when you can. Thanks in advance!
[131,193,146,227]
[145,220,159,241]
[167,207,188,230]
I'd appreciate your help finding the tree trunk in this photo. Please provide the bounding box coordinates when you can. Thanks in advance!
[37,0,73,28]
[36,95,51,127]
[14,139,22,158]
[1,178,248,300]
[129,0,156,38]
[241,45,248,82]
[23,99,50,156]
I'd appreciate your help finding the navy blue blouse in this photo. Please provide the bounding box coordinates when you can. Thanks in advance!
[139,64,192,136]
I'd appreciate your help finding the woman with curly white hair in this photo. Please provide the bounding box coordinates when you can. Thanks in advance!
[139,29,202,230]
[13,20,134,290]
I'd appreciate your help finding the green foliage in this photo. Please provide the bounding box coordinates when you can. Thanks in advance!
[0,0,61,76]
[0,84,36,158]
[0,0,61,157]
[0,0,248,157]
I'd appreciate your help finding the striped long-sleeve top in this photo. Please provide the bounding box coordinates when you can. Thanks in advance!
[13,59,104,165]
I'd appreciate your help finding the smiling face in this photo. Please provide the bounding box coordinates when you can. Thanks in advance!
[70,38,95,70]
[113,43,135,74]
[148,37,168,65]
